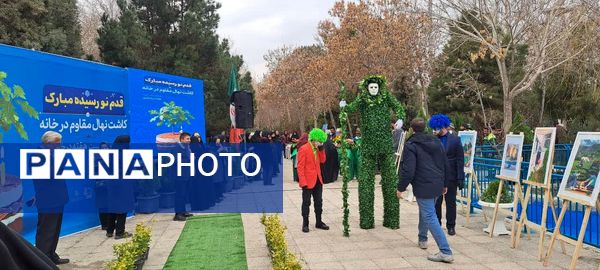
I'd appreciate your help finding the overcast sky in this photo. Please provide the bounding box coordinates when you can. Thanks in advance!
[216,0,336,80]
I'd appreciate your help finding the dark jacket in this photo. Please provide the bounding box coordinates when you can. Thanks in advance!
[397,132,450,199]
[0,223,59,270]
[440,133,465,185]
[171,143,192,181]
[32,146,68,213]
[106,135,135,213]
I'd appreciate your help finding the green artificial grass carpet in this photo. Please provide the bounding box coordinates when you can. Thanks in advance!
[163,214,248,270]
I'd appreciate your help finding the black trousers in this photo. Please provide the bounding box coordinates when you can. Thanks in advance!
[435,182,457,229]
[106,213,127,235]
[99,212,110,229]
[36,212,63,259]
[301,180,323,223]
[175,180,189,214]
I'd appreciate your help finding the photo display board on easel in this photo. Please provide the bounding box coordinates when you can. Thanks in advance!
[456,131,483,223]
[513,127,566,260]
[489,133,525,238]
[544,132,600,270]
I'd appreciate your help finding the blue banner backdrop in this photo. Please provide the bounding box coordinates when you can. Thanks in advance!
[127,68,205,143]
[0,44,209,243]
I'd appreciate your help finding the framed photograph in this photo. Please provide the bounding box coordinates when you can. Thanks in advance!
[458,131,477,173]
[557,132,600,206]
[500,133,524,180]
[525,128,556,186]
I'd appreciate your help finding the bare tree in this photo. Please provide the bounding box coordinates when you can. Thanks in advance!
[78,0,120,59]
[433,0,596,132]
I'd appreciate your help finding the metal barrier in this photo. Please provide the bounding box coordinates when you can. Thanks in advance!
[460,156,599,248]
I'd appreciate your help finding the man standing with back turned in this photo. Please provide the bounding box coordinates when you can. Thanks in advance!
[429,114,464,236]
[397,118,454,263]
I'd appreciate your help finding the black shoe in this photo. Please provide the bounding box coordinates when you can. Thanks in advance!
[115,232,132,239]
[448,228,456,236]
[173,214,187,221]
[183,212,194,217]
[302,225,309,233]
[316,222,330,230]
[106,232,113,238]
[51,256,70,265]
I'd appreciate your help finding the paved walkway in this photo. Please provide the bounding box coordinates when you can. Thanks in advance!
[55,213,184,270]
[54,158,599,269]
[276,159,600,270]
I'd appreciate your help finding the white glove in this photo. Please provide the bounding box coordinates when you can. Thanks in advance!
[339,100,347,108]
[394,119,403,130]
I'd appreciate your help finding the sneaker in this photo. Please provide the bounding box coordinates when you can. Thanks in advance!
[106,232,113,238]
[115,232,132,239]
[448,227,456,236]
[51,256,70,265]
[302,225,309,233]
[427,252,454,263]
[315,222,330,230]
[418,241,428,249]
[173,214,187,221]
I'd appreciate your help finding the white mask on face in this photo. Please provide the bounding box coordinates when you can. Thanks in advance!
[368,83,379,96]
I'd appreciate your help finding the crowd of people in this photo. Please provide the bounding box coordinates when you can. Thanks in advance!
[290,114,465,264]
[13,114,576,268]
[23,129,285,268]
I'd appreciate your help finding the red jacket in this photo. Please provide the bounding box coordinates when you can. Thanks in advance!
[297,143,326,189]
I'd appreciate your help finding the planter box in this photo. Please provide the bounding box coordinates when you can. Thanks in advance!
[159,191,176,209]
[134,250,149,270]
[478,200,512,236]
[136,194,160,213]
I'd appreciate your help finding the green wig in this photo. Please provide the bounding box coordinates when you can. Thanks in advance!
[308,128,327,143]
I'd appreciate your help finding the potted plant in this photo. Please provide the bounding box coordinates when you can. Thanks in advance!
[149,101,194,149]
[135,164,161,213]
[478,180,513,236]
[107,223,151,270]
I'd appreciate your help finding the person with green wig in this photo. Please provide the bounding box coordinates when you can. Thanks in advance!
[297,128,329,233]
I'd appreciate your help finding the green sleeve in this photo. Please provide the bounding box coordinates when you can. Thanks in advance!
[344,95,360,114]
[386,92,405,121]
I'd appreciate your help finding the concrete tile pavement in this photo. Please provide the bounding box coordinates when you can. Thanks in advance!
[275,159,600,269]
[51,158,599,269]
[55,213,184,270]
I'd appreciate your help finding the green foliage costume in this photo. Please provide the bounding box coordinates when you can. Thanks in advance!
[339,75,406,230]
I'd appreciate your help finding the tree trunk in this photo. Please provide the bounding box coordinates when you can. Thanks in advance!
[300,116,306,133]
[328,109,337,128]
[503,95,513,133]
[476,90,490,129]
[539,75,547,126]
[313,115,318,129]
[497,58,512,133]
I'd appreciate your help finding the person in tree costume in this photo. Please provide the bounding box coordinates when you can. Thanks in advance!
[339,75,406,229]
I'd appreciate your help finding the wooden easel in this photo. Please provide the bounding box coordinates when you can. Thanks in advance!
[457,169,486,224]
[394,131,407,174]
[543,196,594,270]
[512,127,565,259]
[491,174,526,240]
[489,132,525,239]
[513,179,566,259]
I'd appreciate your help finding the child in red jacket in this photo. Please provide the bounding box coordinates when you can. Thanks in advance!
[297,128,329,232]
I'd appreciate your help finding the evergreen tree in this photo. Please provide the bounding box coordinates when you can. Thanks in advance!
[97,0,251,132]
[0,0,82,57]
